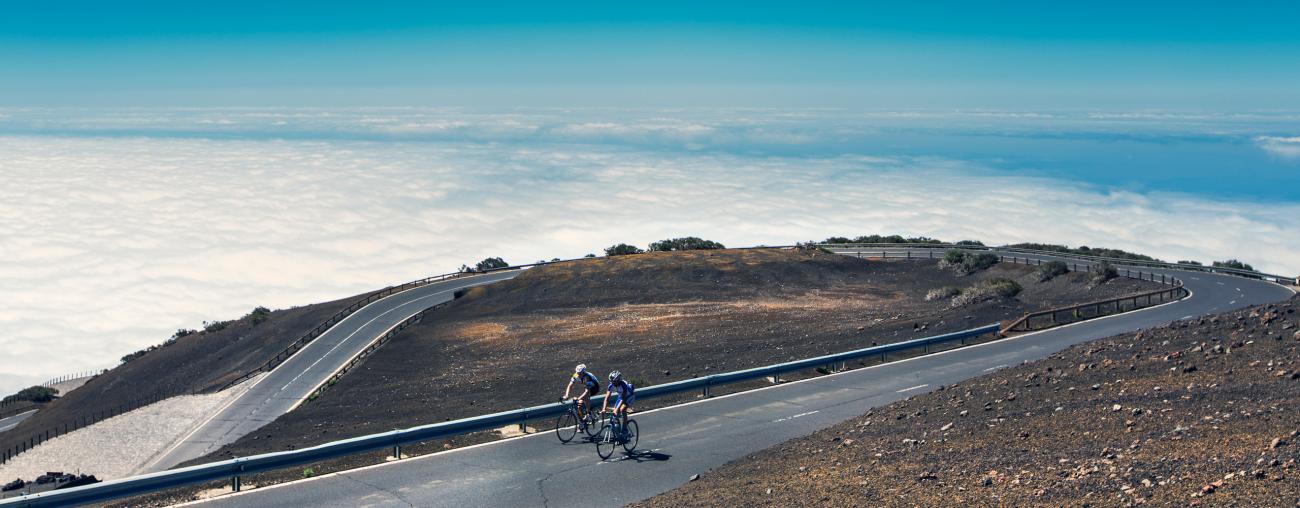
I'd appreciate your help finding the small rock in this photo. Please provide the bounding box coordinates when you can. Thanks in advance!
[689,474,700,482]
[1112,404,1123,412]
[941,422,954,431]
[1270,437,1286,449]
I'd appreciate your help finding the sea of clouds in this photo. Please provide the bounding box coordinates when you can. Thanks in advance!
[1,108,1298,394]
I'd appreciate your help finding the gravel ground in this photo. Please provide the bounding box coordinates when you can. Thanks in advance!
[0,376,259,487]
[638,296,1300,507]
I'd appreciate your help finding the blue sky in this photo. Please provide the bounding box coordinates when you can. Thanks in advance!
[4,1,1300,108]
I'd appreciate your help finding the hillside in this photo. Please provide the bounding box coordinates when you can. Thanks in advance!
[638,296,1300,507]
[0,292,368,459]
[187,248,1161,467]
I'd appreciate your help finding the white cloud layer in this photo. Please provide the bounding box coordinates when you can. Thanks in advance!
[1256,136,1300,159]
[1,133,1298,395]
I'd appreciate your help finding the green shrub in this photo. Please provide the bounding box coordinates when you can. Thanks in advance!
[604,243,645,256]
[583,253,596,258]
[925,286,962,301]
[203,320,232,333]
[951,278,1022,307]
[648,237,725,252]
[474,257,509,272]
[954,240,985,246]
[1007,243,1160,262]
[938,250,998,275]
[302,468,315,478]
[1036,261,1069,282]
[1092,261,1119,283]
[1212,259,1254,271]
[984,278,1023,298]
[245,306,271,326]
[2,386,59,404]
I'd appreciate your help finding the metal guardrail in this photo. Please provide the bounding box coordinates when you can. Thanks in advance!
[830,246,1192,334]
[39,371,102,389]
[820,243,1297,285]
[301,300,452,404]
[0,324,998,507]
[209,272,471,393]
[1002,283,1188,333]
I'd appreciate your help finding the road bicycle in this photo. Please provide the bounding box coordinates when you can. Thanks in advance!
[555,398,600,443]
[594,411,638,459]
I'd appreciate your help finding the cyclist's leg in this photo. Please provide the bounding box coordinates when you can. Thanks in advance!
[576,392,590,417]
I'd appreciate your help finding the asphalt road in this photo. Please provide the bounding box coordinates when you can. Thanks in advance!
[182,252,1294,508]
[0,411,37,434]
[141,271,522,473]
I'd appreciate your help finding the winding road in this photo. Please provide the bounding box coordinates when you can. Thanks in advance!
[0,411,37,434]
[177,250,1294,508]
[141,271,522,473]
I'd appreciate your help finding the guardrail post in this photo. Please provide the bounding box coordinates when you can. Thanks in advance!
[232,473,241,493]
[1161,274,1166,284]
[393,444,401,459]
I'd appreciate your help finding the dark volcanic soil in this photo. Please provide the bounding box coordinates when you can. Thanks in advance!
[638,296,1300,508]
[0,293,366,458]
[191,249,1159,466]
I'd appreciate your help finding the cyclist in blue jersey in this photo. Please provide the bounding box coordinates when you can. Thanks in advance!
[601,370,634,431]
[562,364,601,418]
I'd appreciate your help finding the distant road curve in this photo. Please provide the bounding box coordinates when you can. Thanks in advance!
[141,270,522,473]
[0,411,37,434]
[182,250,1294,507]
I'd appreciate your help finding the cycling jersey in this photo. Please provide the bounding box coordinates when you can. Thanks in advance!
[608,380,635,406]
[572,371,600,394]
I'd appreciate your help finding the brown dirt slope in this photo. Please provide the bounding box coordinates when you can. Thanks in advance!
[194,248,1160,464]
[0,293,365,457]
[638,296,1300,508]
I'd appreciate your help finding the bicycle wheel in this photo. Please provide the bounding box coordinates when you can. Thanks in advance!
[596,425,617,460]
[581,412,600,437]
[621,419,639,453]
[555,411,578,443]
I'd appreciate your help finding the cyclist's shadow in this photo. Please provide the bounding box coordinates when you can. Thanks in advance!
[618,450,671,463]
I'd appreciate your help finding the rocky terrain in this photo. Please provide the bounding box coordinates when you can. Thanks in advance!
[81,247,1151,508]
[639,295,1300,507]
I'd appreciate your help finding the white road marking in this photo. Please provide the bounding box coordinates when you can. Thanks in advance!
[1229,300,1237,305]
[279,292,447,392]
[1181,315,1195,320]
[895,384,929,393]
[982,364,1008,372]
[773,410,820,423]
[1236,287,1242,292]
[1217,282,1225,286]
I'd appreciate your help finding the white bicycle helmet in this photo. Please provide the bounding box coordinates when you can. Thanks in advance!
[575,364,587,373]
[608,370,622,382]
